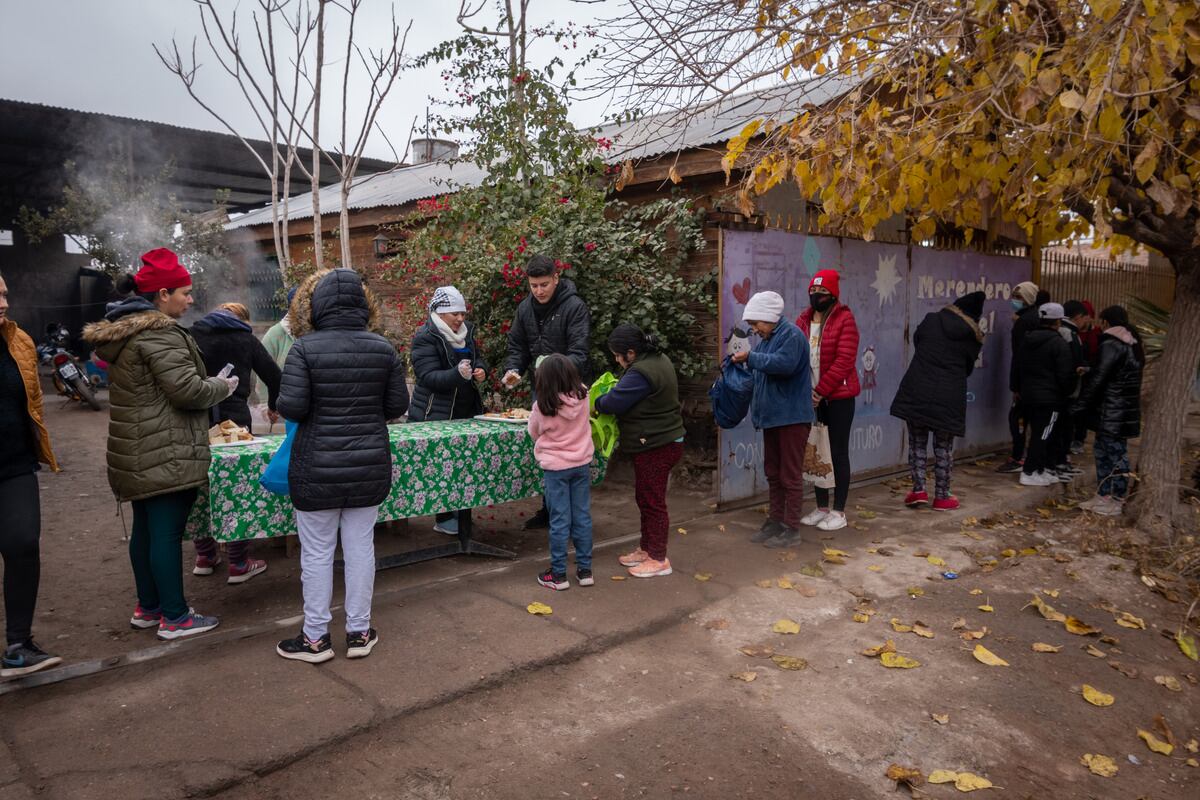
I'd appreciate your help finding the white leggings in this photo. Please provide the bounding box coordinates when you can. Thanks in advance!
[294,505,379,640]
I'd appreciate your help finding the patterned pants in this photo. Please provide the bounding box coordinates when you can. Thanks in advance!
[908,425,955,499]
[1094,435,1130,499]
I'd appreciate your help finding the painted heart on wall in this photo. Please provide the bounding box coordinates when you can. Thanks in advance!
[731,277,751,305]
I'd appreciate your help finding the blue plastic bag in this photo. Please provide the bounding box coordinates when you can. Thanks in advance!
[709,357,754,429]
[259,420,297,496]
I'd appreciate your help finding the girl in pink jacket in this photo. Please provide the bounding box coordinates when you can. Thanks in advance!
[527,354,594,590]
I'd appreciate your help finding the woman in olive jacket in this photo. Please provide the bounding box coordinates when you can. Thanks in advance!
[84,249,235,641]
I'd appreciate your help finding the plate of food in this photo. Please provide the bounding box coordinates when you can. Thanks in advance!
[475,408,532,424]
[208,420,265,447]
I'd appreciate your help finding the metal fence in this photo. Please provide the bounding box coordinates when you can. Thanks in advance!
[1040,250,1175,310]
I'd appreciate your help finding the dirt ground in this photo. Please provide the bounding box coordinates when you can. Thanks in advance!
[3,376,1198,800]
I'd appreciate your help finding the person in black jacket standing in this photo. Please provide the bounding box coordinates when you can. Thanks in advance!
[997,281,1042,473]
[190,301,283,582]
[502,255,592,529]
[1016,303,1076,487]
[890,291,985,511]
[408,286,489,535]
[1047,300,1089,477]
[275,269,409,663]
[1073,305,1144,517]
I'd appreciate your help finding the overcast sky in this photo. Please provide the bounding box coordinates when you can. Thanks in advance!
[0,0,613,162]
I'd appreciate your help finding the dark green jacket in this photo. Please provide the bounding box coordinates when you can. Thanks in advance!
[84,298,229,502]
[617,353,685,455]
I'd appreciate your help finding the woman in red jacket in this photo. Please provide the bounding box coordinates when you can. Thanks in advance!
[795,269,860,531]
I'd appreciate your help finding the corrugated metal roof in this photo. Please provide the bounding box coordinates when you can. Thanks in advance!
[595,77,853,162]
[225,158,489,229]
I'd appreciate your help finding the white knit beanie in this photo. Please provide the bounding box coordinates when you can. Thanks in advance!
[429,285,467,314]
[742,291,785,324]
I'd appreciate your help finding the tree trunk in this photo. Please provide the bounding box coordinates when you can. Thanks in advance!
[310,0,326,271]
[339,185,352,268]
[1132,248,1200,537]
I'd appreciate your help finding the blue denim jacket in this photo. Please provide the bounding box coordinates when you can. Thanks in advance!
[746,318,816,430]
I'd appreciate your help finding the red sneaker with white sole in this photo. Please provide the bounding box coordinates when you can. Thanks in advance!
[193,555,222,576]
[904,491,929,508]
[227,558,268,584]
[932,497,960,512]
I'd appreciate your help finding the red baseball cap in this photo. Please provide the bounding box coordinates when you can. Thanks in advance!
[135,248,192,294]
[809,269,841,298]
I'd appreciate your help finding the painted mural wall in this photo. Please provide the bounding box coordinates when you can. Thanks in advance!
[718,229,1030,504]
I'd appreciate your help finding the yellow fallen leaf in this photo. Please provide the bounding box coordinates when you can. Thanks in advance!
[1032,642,1062,652]
[1186,738,1199,753]
[866,547,879,554]
[1176,632,1198,661]
[857,508,878,520]
[907,586,925,597]
[1138,729,1174,755]
[1065,616,1102,636]
[954,773,994,792]
[1155,675,1183,692]
[1081,684,1114,706]
[1036,508,1052,519]
[1020,545,1040,555]
[754,579,773,588]
[1080,753,1118,777]
[526,601,553,616]
[610,575,627,581]
[772,618,800,635]
[776,577,794,589]
[863,639,896,657]
[1042,588,1060,598]
[1000,549,1017,558]
[960,627,988,641]
[880,652,921,669]
[952,617,967,630]
[1085,645,1107,658]
[885,764,925,788]
[912,621,935,639]
[822,547,851,559]
[1187,758,1199,767]
[853,612,871,623]
[694,572,713,582]
[978,605,994,613]
[931,713,949,725]
[739,645,775,658]
[771,654,808,670]
[973,644,1009,666]
[1026,595,1066,622]
[969,588,983,595]
[868,565,884,572]
[928,769,958,784]
[730,671,758,682]
[1115,612,1145,629]
[823,553,847,565]
[890,618,913,633]
[927,555,947,567]
[676,527,687,535]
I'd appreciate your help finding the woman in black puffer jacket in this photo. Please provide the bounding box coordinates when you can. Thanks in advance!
[1072,305,1143,516]
[275,269,409,664]
[408,286,488,535]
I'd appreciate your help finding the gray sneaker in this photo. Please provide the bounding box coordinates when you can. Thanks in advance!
[1092,496,1124,517]
[751,519,785,543]
[1,641,62,678]
[763,526,802,549]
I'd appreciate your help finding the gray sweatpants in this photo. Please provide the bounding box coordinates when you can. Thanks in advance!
[295,505,379,640]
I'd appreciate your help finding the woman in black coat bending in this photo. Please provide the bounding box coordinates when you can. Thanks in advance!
[890,291,985,511]
[407,286,489,535]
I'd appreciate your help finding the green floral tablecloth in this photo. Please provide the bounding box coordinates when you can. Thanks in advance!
[186,420,608,542]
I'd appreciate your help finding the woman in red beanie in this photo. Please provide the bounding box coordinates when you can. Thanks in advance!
[84,248,237,640]
[795,269,860,531]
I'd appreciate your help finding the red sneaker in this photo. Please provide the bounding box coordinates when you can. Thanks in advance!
[932,497,960,512]
[904,491,929,507]
[227,558,268,585]
[193,555,222,576]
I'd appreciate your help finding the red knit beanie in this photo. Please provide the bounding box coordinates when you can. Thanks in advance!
[135,248,192,294]
[809,269,841,298]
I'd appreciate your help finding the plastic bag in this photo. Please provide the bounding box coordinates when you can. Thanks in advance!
[803,422,836,488]
[259,420,297,496]
[589,371,619,458]
[709,357,754,429]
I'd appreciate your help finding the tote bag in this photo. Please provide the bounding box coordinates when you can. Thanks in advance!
[259,420,298,496]
[802,422,836,488]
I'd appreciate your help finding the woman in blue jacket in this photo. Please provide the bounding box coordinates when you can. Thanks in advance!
[731,291,815,548]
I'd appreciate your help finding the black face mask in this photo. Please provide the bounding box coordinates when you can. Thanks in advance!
[809,293,835,312]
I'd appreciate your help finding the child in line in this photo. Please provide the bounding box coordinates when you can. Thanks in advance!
[527,354,595,590]
[595,324,685,578]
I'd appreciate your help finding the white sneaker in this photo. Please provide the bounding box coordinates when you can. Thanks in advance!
[1092,496,1124,517]
[800,508,830,527]
[817,511,848,531]
[1077,494,1104,511]
[1019,471,1055,487]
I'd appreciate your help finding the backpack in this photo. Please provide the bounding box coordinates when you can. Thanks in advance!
[709,357,754,429]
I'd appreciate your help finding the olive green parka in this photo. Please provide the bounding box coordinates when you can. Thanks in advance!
[84,297,229,502]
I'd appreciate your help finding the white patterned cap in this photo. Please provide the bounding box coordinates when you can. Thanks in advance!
[429,286,467,314]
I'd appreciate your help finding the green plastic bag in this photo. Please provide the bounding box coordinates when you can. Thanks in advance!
[589,371,620,458]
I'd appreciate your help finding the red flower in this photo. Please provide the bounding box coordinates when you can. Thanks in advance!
[584,242,596,252]
[559,197,570,204]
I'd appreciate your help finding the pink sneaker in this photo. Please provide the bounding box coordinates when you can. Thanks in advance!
[193,555,222,576]
[628,557,672,578]
[932,497,960,512]
[227,558,268,585]
[130,605,163,630]
[618,548,649,567]
[904,491,929,508]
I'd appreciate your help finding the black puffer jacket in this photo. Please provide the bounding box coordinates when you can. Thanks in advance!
[277,269,409,512]
[503,277,592,381]
[1016,326,1076,407]
[1008,304,1041,392]
[890,305,983,437]
[191,309,281,431]
[1073,329,1142,439]
[408,317,488,422]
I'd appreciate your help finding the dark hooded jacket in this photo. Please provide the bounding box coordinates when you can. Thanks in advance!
[408,316,488,422]
[503,276,592,381]
[1016,325,1076,407]
[890,305,983,437]
[277,269,409,512]
[190,309,281,430]
[1073,328,1143,439]
[1008,303,1042,392]
[83,297,229,501]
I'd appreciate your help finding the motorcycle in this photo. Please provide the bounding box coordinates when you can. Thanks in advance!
[40,322,103,411]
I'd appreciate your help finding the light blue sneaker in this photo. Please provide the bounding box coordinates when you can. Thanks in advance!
[433,516,459,536]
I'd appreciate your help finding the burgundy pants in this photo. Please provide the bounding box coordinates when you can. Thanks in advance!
[763,423,811,530]
[633,441,684,561]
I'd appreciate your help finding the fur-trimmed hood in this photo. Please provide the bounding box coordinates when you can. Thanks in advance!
[943,304,984,343]
[288,268,383,338]
[83,298,180,363]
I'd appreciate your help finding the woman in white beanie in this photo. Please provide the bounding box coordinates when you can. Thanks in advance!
[731,291,816,548]
[408,286,489,534]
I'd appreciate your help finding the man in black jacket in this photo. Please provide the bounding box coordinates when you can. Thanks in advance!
[1016,303,1076,487]
[997,281,1042,473]
[1049,300,1090,474]
[502,254,592,529]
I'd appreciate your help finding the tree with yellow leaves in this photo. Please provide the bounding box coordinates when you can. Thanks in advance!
[602,0,1199,534]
